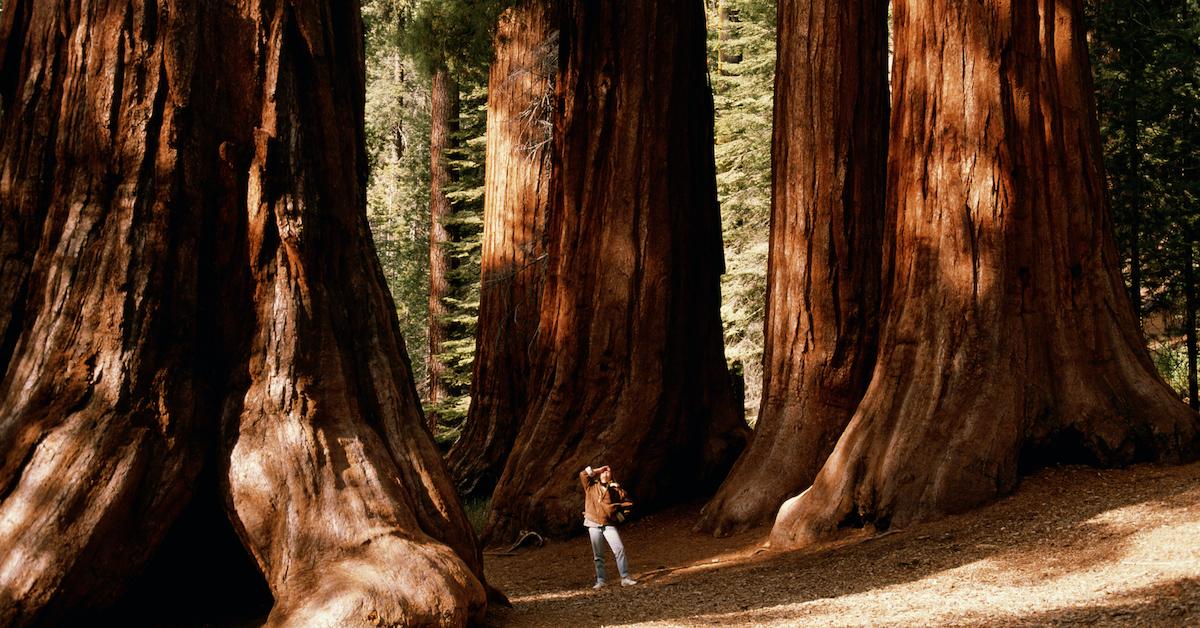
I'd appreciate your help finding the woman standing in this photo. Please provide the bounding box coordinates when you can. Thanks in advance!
[580,465,637,588]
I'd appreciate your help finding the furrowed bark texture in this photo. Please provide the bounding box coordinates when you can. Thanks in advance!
[229,6,486,625]
[0,1,489,625]
[696,0,888,537]
[484,0,750,542]
[427,66,456,415]
[770,0,1200,549]
[447,0,555,498]
[0,3,207,621]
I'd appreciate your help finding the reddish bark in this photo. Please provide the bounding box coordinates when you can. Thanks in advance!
[447,0,555,498]
[427,65,456,417]
[0,2,489,624]
[484,0,750,543]
[770,0,1200,549]
[696,0,888,537]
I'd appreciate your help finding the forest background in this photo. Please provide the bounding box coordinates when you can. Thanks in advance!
[361,0,1200,440]
[0,0,1196,623]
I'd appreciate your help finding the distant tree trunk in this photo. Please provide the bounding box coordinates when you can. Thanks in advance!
[1124,110,1143,322]
[447,0,555,498]
[695,0,888,537]
[717,1,742,71]
[1186,234,1198,410]
[428,65,457,419]
[484,0,750,542]
[771,0,1200,550]
[0,2,489,624]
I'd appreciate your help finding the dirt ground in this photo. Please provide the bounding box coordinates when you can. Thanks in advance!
[482,461,1200,627]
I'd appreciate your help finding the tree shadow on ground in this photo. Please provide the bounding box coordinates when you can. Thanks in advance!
[948,577,1200,626]
[482,461,1200,626]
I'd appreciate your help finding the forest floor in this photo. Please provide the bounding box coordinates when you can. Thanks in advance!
[481,461,1200,627]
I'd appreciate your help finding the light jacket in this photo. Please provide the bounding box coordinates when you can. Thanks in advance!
[580,468,628,526]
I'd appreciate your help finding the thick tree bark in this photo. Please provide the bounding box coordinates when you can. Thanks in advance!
[0,2,489,625]
[427,66,457,417]
[0,4,209,619]
[695,0,888,537]
[447,0,555,498]
[770,0,1200,550]
[483,0,750,543]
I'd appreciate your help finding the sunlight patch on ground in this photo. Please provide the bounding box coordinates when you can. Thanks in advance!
[509,589,596,604]
[625,501,1200,627]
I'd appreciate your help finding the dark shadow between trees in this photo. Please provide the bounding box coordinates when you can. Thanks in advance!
[92,459,273,627]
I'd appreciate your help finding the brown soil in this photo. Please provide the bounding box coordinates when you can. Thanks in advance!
[482,461,1200,626]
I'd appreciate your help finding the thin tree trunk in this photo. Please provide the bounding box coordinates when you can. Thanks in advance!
[427,65,457,420]
[717,1,742,71]
[0,2,490,624]
[447,0,555,498]
[696,0,888,537]
[1125,110,1143,322]
[770,0,1200,550]
[1186,234,1198,410]
[484,0,750,543]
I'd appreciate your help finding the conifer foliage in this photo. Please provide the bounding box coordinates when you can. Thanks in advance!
[365,0,502,438]
[707,0,776,420]
[1088,0,1200,405]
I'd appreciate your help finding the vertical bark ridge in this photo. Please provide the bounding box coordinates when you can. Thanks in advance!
[0,1,492,624]
[447,0,555,498]
[0,2,206,621]
[770,0,1199,550]
[695,0,888,537]
[484,0,749,543]
[427,66,456,416]
[225,4,486,624]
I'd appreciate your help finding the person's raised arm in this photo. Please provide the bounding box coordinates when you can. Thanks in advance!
[580,466,594,489]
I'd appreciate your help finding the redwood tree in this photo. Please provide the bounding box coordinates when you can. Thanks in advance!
[696,0,888,537]
[483,0,750,542]
[447,0,555,498]
[427,65,457,416]
[771,0,1200,549]
[0,1,489,624]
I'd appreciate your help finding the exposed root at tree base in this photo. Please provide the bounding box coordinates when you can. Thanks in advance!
[483,461,1200,626]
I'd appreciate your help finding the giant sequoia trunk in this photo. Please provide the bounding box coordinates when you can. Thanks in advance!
[696,0,888,537]
[770,0,1200,549]
[427,66,457,416]
[0,2,489,624]
[447,0,555,498]
[483,0,750,543]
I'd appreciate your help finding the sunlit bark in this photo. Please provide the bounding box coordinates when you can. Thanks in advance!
[0,2,489,624]
[485,0,750,543]
[771,0,1200,549]
[448,0,555,498]
[696,0,888,537]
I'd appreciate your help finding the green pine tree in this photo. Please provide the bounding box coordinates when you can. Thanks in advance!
[708,0,776,422]
[1089,0,1200,401]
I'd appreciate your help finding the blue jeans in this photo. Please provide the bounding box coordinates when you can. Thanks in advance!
[588,525,629,582]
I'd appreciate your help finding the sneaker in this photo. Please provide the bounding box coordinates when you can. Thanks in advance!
[593,581,606,589]
[620,577,638,586]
